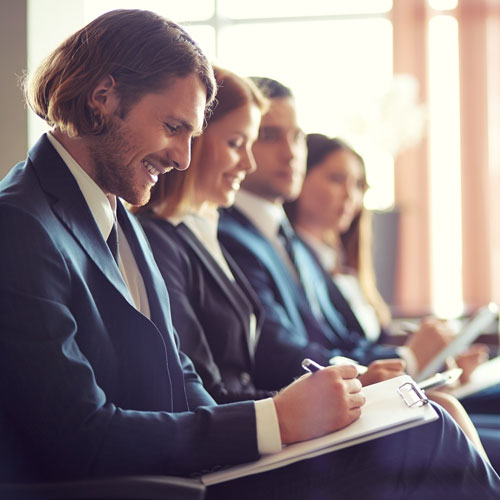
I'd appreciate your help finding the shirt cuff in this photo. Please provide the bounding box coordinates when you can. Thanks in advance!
[254,398,282,455]
[397,346,418,378]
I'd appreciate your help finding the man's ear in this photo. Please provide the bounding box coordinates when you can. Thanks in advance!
[89,75,119,115]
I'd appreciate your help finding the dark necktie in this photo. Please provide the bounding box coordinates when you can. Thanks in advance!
[278,219,297,264]
[107,222,120,265]
[278,219,322,316]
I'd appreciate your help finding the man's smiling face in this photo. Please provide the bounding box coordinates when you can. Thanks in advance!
[88,73,207,206]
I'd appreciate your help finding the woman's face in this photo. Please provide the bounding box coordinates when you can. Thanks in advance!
[194,103,261,208]
[297,148,366,234]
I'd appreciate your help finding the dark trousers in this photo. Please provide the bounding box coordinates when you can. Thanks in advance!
[461,384,500,414]
[207,403,500,500]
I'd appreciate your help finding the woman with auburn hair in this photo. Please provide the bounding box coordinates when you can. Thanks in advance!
[133,66,274,403]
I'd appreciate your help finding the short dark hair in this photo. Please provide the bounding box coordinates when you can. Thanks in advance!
[249,76,293,99]
[23,9,216,137]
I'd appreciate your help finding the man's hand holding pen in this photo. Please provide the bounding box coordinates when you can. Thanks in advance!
[273,363,365,445]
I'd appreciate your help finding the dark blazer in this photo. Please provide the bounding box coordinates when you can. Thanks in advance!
[299,237,393,344]
[138,214,273,402]
[218,206,398,390]
[0,135,258,483]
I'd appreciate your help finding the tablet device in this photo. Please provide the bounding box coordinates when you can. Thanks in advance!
[415,303,499,382]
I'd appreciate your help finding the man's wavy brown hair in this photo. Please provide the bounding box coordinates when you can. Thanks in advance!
[23,9,216,137]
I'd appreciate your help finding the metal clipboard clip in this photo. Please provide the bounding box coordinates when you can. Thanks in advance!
[397,381,429,408]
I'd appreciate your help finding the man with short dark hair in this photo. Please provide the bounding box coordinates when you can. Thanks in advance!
[219,76,457,391]
[1,10,499,499]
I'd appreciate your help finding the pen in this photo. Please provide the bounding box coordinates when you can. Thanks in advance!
[418,368,463,391]
[301,358,324,373]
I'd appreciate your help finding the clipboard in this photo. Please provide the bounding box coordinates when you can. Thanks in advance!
[416,303,499,382]
[201,375,438,486]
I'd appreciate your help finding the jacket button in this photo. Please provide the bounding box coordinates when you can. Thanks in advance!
[240,372,251,386]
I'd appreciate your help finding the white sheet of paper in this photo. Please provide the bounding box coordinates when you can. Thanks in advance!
[416,303,499,382]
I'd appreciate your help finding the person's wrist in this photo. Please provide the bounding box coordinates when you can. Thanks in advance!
[272,394,292,444]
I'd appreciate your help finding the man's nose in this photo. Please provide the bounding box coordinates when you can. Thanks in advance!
[170,136,192,171]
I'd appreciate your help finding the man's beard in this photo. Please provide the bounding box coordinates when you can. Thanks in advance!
[88,114,152,207]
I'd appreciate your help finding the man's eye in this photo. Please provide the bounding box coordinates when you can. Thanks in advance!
[328,175,345,184]
[229,138,244,149]
[258,129,282,142]
[164,123,179,133]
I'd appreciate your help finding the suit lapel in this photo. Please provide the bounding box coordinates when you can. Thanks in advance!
[117,205,179,345]
[31,135,134,307]
[292,241,350,343]
[219,208,309,337]
[176,223,257,354]
[299,236,366,338]
[326,277,366,337]
[223,248,264,347]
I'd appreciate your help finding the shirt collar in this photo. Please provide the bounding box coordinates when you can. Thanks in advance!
[47,132,116,240]
[234,189,286,241]
[168,204,220,244]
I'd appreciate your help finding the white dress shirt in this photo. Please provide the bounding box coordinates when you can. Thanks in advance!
[234,190,300,281]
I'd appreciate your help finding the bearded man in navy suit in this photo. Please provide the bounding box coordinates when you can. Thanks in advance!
[1,9,499,500]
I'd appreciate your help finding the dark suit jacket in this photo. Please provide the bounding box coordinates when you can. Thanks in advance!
[299,237,393,344]
[0,135,258,483]
[218,206,398,390]
[138,214,273,403]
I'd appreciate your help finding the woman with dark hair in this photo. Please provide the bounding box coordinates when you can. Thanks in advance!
[285,134,391,339]
[133,66,273,403]
[286,132,498,463]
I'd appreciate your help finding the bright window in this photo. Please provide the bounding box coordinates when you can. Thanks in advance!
[428,14,463,318]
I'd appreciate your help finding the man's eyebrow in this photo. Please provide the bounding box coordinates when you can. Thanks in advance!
[170,116,204,136]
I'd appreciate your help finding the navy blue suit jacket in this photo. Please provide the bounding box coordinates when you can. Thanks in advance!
[218,206,398,390]
[0,136,258,482]
[138,214,273,403]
